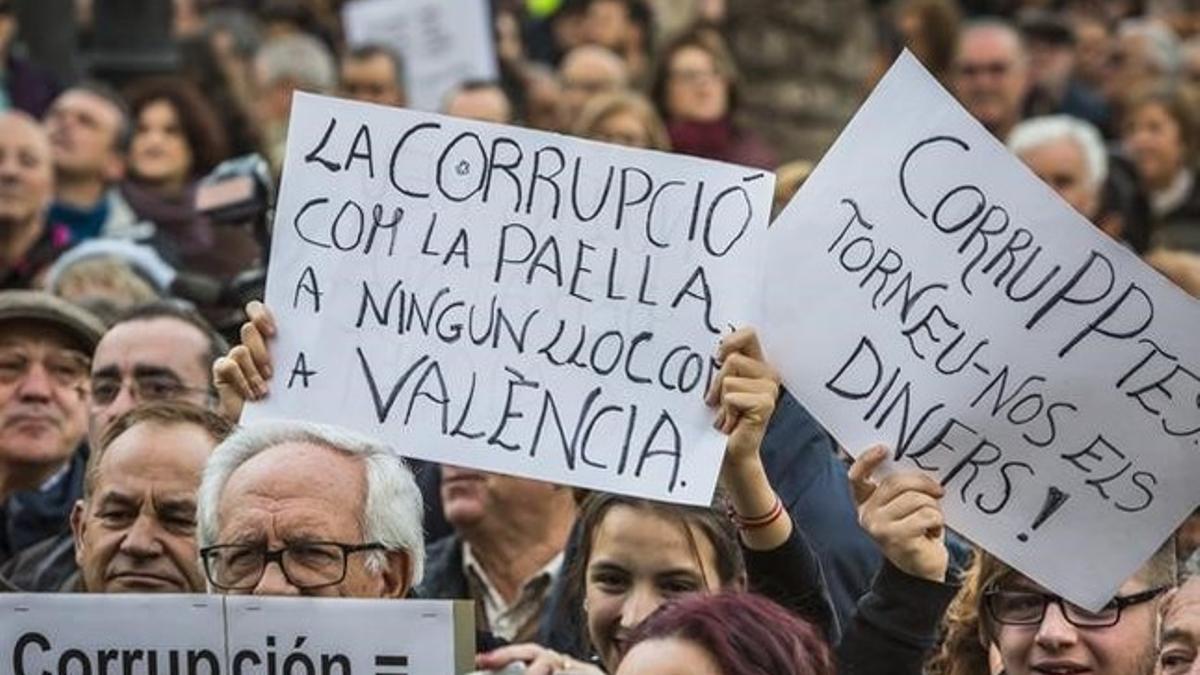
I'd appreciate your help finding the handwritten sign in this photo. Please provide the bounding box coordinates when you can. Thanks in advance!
[0,594,475,674]
[342,0,498,111]
[762,51,1200,610]
[245,92,774,505]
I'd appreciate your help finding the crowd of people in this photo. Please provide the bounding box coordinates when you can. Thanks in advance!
[0,0,1198,674]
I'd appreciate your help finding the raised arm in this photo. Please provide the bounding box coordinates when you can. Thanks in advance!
[837,446,960,675]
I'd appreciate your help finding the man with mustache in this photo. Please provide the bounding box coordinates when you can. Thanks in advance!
[68,401,232,592]
[0,290,103,565]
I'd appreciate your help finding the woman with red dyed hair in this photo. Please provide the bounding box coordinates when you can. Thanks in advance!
[616,592,835,675]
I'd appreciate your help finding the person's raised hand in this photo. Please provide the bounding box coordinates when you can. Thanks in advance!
[213,300,277,422]
[848,445,949,582]
[705,327,780,471]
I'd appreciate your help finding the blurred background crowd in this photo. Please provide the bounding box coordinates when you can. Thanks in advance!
[0,3,1197,674]
[0,0,1198,339]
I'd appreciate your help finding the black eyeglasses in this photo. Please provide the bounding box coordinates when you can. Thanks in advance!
[89,373,209,406]
[199,541,386,591]
[985,586,1167,628]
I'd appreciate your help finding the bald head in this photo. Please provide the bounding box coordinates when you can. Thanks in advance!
[0,112,55,229]
[560,45,629,122]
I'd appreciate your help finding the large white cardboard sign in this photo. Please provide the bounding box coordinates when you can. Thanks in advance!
[245,92,774,505]
[763,51,1200,610]
[0,594,475,674]
[342,0,498,111]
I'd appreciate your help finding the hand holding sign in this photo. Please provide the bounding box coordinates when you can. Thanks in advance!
[849,445,950,583]
[707,328,792,552]
[245,92,775,505]
[762,50,1200,609]
[213,301,277,422]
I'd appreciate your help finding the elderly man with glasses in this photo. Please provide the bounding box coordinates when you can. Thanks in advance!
[0,291,102,571]
[195,420,424,599]
[1,299,228,590]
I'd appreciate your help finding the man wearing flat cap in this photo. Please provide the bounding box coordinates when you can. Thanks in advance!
[0,290,103,567]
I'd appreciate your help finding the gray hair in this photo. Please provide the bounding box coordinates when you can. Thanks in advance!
[1008,114,1109,188]
[959,18,1029,68]
[1118,18,1182,78]
[196,420,425,585]
[255,33,337,92]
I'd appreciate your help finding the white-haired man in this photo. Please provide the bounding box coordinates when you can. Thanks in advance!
[195,420,424,598]
[1008,114,1107,221]
[1006,114,1128,245]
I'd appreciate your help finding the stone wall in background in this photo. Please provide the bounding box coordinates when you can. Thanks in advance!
[721,0,875,165]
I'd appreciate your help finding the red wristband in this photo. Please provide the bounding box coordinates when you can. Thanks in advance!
[731,496,784,530]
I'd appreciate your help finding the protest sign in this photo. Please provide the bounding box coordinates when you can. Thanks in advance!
[1,594,475,675]
[225,597,475,674]
[1,595,225,674]
[243,92,774,505]
[762,50,1200,610]
[342,0,497,111]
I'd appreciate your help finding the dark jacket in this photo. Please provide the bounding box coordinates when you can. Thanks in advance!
[759,391,883,628]
[836,561,961,675]
[0,447,86,566]
[416,534,470,600]
[1153,173,1200,253]
[4,54,60,118]
[666,118,778,170]
[0,222,75,290]
[0,530,77,592]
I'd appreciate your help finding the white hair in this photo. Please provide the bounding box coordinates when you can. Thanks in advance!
[196,420,425,586]
[1008,114,1109,188]
[254,33,336,92]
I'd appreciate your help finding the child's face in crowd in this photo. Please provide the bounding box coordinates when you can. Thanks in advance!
[584,505,721,672]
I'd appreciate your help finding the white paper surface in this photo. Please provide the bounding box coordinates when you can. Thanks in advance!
[245,92,774,505]
[0,594,225,672]
[762,51,1200,610]
[225,596,460,673]
[342,0,498,111]
[0,594,468,674]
